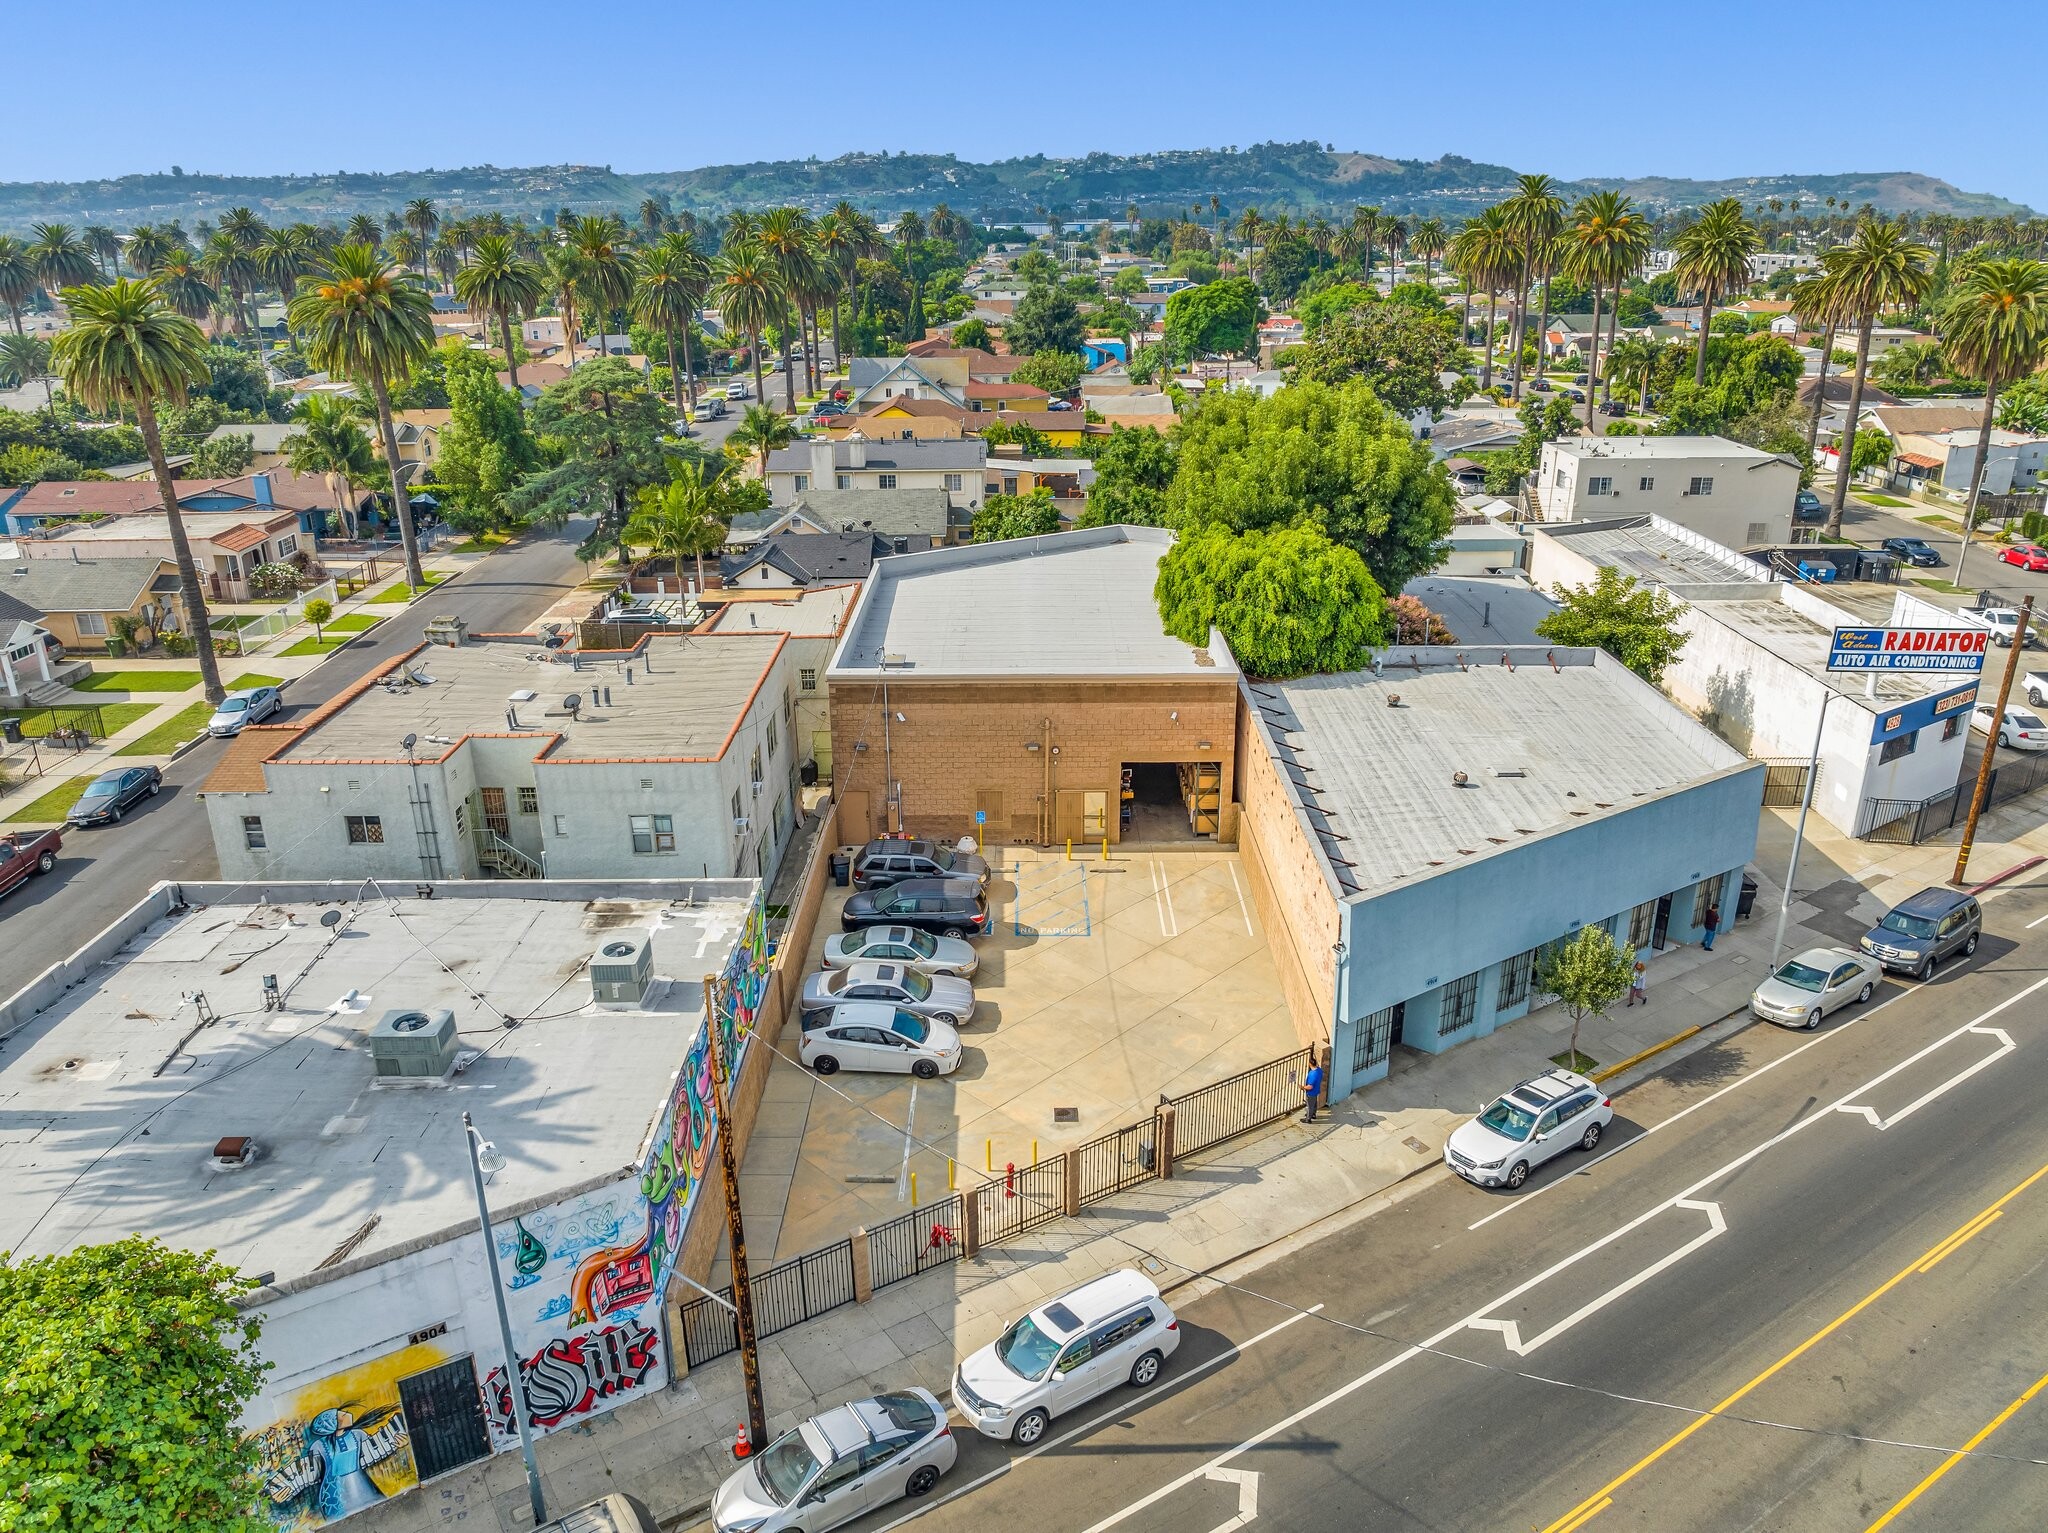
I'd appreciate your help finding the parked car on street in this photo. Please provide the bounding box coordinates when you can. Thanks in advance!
[66,765,162,827]
[953,1270,1179,1446]
[798,1001,962,1077]
[1599,400,1628,417]
[1794,489,1828,524]
[1444,1068,1611,1190]
[841,878,991,937]
[823,924,979,978]
[0,829,61,901]
[711,1389,956,1533]
[1528,377,1552,392]
[1981,608,2039,648]
[726,382,749,401]
[800,961,974,1025]
[851,838,989,890]
[1880,536,1942,566]
[1750,947,1881,1028]
[1999,542,2048,572]
[1859,887,1981,979]
[1974,702,2048,751]
[1563,388,1585,403]
[207,685,283,737]
[694,396,728,421]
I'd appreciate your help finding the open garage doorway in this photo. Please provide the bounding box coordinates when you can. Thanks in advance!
[1122,761,1221,841]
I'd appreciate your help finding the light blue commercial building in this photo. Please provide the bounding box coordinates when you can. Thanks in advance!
[1243,646,1764,1102]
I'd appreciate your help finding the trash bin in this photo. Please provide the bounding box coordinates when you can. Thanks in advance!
[830,851,850,887]
[0,717,21,745]
[1737,872,1759,920]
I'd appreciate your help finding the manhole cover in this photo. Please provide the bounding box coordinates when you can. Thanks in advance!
[1402,1136,1430,1155]
[1053,1106,1079,1123]
[1138,1256,1166,1276]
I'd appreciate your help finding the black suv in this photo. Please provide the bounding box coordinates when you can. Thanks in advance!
[841,877,991,938]
[850,838,990,890]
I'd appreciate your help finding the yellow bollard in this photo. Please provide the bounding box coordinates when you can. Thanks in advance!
[1032,1139,1039,1166]
[910,1171,918,1207]
[986,1138,993,1171]
[1101,837,1108,861]
[948,1158,957,1190]
[1066,839,1073,861]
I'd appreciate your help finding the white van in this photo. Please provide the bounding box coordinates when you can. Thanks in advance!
[952,1269,1179,1445]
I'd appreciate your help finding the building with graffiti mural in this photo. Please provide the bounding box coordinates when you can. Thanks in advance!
[0,877,774,1531]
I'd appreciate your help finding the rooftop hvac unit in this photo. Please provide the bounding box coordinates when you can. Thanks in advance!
[590,932,656,1006]
[366,1008,459,1079]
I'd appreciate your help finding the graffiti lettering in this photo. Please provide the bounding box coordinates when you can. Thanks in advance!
[485,1321,661,1435]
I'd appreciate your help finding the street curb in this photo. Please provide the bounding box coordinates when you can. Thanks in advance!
[164,675,302,765]
[1967,855,2045,895]
[1590,1007,1748,1084]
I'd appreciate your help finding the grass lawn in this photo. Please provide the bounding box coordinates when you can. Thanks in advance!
[1911,578,1968,594]
[210,615,258,631]
[226,672,285,691]
[281,614,379,657]
[4,702,159,738]
[72,669,201,693]
[449,532,514,554]
[1916,513,1961,528]
[367,571,449,604]
[1857,494,1913,508]
[116,701,215,757]
[4,774,96,823]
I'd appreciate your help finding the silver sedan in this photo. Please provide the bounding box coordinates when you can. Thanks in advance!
[1751,947,1883,1029]
[822,924,979,979]
[800,960,974,1026]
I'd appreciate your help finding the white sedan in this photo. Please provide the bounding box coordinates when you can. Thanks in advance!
[712,1389,956,1533]
[1974,702,2048,752]
[799,1001,962,1078]
[1750,947,1882,1028]
[822,924,979,979]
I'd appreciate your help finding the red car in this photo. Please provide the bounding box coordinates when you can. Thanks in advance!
[2000,543,2048,571]
[0,829,61,902]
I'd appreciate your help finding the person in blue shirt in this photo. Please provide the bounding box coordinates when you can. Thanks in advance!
[1302,1061,1325,1122]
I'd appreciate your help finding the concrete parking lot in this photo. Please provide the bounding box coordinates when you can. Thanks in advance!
[720,844,1303,1269]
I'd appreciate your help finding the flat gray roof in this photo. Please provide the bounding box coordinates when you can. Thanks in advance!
[1403,576,1559,646]
[1550,434,1781,462]
[1538,516,1769,588]
[0,887,752,1279]
[830,525,1238,681]
[702,584,855,639]
[278,633,783,765]
[1691,596,1955,706]
[1251,647,1750,898]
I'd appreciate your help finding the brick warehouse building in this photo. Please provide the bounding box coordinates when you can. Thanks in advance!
[826,526,1241,847]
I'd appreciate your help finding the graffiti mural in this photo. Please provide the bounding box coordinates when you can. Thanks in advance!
[255,1340,448,1531]
[483,1320,663,1434]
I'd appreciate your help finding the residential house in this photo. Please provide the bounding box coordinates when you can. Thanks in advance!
[1871,404,2045,495]
[826,398,969,442]
[498,361,574,400]
[2,469,361,545]
[1540,315,1603,360]
[1532,436,1798,547]
[1442,456,1490,493]
[846,357,967,408]
[903,345,1033,381]
[14,511,311,603]
[0,556,183,652]
[387,409,454,479]
[203,422,300,472]
[1429,411,1525,460]
[967,380,1051,413]
[201,629,800,885]
[1082,339,1127,370]
[520,315,567,352]
[983,451,1095,514]
[0,611,87,707]
[1088,393,1178,432]
[765,439,988,512]
[1256,315,1304,367]
[727,487,953,548]
[696,583,857,778]
[718,529,931,590]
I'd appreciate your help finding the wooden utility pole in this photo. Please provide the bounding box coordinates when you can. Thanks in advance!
[1955,595,2032,886]
[703,974,767,1449]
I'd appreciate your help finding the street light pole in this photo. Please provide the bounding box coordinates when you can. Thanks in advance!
[1771,691,1835,975]
[703,975,768,1450]
[1955,595,2033,886]
[463,1112,547,1528]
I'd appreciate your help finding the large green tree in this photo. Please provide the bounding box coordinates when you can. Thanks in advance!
[282,394,378,537]
[51,278,227,703]
[1534,925,1636,1070]
[287,242,438,586]
[973,488,1063,542]
[1535,566,1689,685]
[1154,523,1389,678]
[1165,380,1455,596]
[0,1235,269,1533]
[436,351,541,531]
[626,455,756,590]
[1004,284,1085,356]
[510,357,672,558]
[631,232,713,415]
[1670,198,1762,389]
[1077,425,1177,527]
[1939,258,2048,589]
[1285,304,1463,417]
[1162,276,1258,362]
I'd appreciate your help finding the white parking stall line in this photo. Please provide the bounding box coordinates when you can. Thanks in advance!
[1226,861,1254,935]
[1082,974,2048,1533]
[1834,1024,2014,1131]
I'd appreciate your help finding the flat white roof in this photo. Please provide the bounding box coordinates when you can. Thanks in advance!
[830,525,1237,681]
[1550,435,1784,462]
[0,886,753,1281]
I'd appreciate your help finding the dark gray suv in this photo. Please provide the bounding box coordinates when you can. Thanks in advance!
[1858,888,1981,979]
[851,839,990,891]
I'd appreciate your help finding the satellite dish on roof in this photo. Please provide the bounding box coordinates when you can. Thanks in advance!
[320,909,344,929]
[564,693,582,714]
[402,733,418,751]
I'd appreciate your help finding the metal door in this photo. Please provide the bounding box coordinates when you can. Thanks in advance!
[1652,895,1672,951]
[397,1355,491,1481]
[479,787,509,835]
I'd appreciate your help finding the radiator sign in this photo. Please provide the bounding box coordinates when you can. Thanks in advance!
[1827,626,1988,673]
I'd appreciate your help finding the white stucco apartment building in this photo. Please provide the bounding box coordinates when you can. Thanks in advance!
[1534,435,1799,549]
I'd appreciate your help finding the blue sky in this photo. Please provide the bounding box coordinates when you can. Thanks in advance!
[10,0,2045,211]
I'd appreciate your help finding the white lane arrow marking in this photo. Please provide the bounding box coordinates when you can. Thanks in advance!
[1834,1024,2013,1130]
[1201,1467,1259,1533]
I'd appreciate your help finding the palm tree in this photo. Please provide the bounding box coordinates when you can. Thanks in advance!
[256,226,314,311]
[82,226,122,281]
[715,244,784,411]
[1503,176,1565,399]
[631,232,712,416]
[1382,217,1409,277]
[0,333,56,413]
[1938,258,2048,587]
[1561,192,1651,428]
[456,235,546,391]
[403,199,440,282]
[1236,208,1263,287]
[627,462,736,592]
[1604,334,1660,415]
[30,223,99,297]
[544,244,586,368]
[287,243,438,587]
[346,214,383,247]
[639,196,671,241]
[1670,198,1763,387]
[220,207,268,252]
[1411,218,1449,281]
[51,279,226,702]
[199,230,261,338]
[727,402,794,479]
[152,251,219,322]
[1815,221,1934,533]
[1791,271,1842,466]
[124,224,177,274]
[569,215,633,361]
[816,212,858,360]
[1451,207,1517,391]
[282,394,379,537]
[0,236,33,335]
[759,209,820,412]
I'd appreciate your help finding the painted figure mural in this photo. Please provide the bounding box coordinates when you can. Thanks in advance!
[255,1340,449,1531]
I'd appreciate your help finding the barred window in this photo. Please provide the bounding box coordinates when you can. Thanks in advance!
[345,815,383,844]
[1628,900,1656,951]
[517,787,539,815]
[1352,1005,1398,1074]
[1437,970,1481,1036]
[1692,873,1725,927]
[1496,949,1537,1012]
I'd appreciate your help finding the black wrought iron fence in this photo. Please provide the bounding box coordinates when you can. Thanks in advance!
[1076,1121,1154,1205]
[1863,753,2048,846]
[1168,1048,1316,1158]
[1760,760,1817,808]
[676,1238,858,1367]
[971,1161,1066,1245]
[868,1196,965,1291]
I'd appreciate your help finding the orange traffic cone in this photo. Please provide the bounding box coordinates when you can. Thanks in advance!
[733,1422,752,1460]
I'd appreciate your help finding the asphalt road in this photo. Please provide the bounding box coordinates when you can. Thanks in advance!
[0,519,593,998]
[1823,480,2048,619]
[842,872,2048,1533]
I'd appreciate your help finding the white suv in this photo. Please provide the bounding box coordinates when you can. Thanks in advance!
[953,1269,1179,1445]
[1444,1069,1613,1190]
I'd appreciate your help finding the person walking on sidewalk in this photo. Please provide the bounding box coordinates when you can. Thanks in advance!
[1702,902,1721,951]
[1302,1061,1325,1122]
[1626,959,1648,1007]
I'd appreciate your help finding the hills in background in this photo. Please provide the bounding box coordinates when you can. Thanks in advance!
[0,143,2033,230]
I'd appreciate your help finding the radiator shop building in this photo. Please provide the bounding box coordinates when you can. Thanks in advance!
[826,526,1240,847]
[1235,647,1764,1100]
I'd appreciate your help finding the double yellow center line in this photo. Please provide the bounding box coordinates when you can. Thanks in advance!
[1538,1159,2048,1533]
